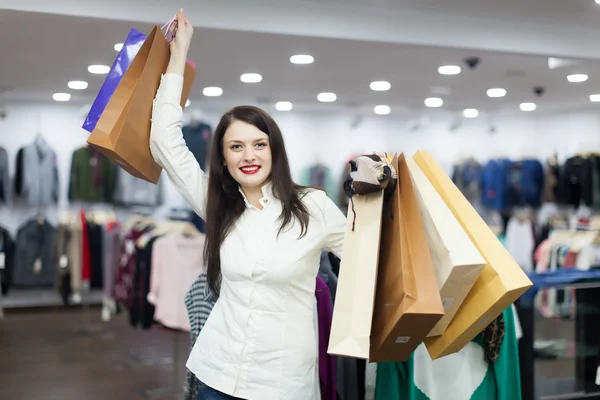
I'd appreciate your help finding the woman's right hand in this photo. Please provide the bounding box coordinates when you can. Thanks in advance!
[166,8,194,76]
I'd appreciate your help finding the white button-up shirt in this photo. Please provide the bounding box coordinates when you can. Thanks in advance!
[150,74,346,400]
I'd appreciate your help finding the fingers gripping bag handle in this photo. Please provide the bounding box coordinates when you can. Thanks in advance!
[161,14,197,69]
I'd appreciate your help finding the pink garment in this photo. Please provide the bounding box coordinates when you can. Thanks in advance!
[147,234,206,332]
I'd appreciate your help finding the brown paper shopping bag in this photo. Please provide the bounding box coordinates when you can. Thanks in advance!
[413,150,533,359]
[87,25,196,183]
[369,154,444,362]
[405,156,486,337]
[327,189,384,360]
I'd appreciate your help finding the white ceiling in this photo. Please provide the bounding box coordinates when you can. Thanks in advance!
[4,0,600,60]
[2,9,600,119]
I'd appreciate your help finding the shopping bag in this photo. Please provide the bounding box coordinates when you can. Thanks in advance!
[369,154,444,362]
[82,29,147,133]
[86,25,196,183]
[327,189,385,359]
[413,150,533,359]
[406,156,486,337]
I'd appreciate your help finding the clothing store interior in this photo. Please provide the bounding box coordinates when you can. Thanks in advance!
[2,1,600,400]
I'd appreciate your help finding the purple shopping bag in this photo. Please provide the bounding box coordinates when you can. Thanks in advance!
[82,29,147,133]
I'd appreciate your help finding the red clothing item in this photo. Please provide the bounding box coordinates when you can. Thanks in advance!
[79,209,91,283]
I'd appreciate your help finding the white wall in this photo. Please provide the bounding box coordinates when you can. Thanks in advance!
[1,101,600,235]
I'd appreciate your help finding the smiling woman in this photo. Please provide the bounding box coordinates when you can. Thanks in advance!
[148,10,347,400]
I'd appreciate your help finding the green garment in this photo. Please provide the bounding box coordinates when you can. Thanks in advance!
[68,146,117,203]
[375,307,521,400]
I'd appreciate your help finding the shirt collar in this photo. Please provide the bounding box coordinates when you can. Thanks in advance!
[238,181,275,210]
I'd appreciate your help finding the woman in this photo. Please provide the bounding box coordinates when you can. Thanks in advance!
[150,9,346,400]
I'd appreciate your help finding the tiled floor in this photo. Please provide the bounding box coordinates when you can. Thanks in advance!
[0,307,190,400]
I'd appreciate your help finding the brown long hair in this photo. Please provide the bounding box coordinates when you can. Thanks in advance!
[204,105,311,296]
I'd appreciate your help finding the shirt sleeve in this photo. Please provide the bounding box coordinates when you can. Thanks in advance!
[150,73,208,219]
[320,191,346,258]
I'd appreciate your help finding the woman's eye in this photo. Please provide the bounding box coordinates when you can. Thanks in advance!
[256,142,267,148]
[231,145,242,150]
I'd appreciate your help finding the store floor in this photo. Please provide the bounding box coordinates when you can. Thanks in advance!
[0,307,189,400]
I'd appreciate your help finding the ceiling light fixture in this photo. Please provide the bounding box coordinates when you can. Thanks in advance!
[202,87,223,97]
[520,102,537,111]
[590,94,600,102]
[463,108,479,118]
[370,81,391,91]
[438,65,461,75]
[275,101,293,111]
[487,88,507,98]
[374,105,391,115]
[424,97,443,108]
[52,93,71,102]
[114,43,124,51]
[290,55,314,64]
[318,92,337,102]
[68,80,88,90]
[596,0,600,5]
[240,73,262,83]
[567,74,588,83]
[88,65,110,74]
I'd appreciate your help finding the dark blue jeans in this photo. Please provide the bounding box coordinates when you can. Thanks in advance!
[198,381,242,400]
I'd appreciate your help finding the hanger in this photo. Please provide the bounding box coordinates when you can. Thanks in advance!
[136,220,201,247]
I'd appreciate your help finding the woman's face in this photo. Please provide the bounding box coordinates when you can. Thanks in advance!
[222,120,273,191]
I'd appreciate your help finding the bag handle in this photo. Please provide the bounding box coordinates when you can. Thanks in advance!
[160,15,197,69]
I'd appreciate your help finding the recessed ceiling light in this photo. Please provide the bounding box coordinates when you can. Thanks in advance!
[114,43,123,51]
[290,55,314,64]
[68,80,88,90]
[88,65,110,74]
[374,105,391,115]
[203,87,223,97]
[590,94,600,102]
[370,81,391,91]
[487,88,507,98]
[438,65,461,75]
[424,97,443,108]
[52,93,71,102]
[318,92,337,102]
[275,101,293,111]
[463,108,479,118]
[520,102,537,112]
[185,99,191,107]
[567,74,588,83]
[596,0,600,5]
[240,73,262,83]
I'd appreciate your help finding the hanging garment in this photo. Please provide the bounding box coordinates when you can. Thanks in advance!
[182,121,212,170]
[316,275,336,400]
[18,139,59,207]
[374,307,521,400]
[102,221,121,305]
[451,159,483,206]
[542,157,560,203]
[54,222,72,304]
[68,146,117,203]
[560,155,593,207]
[481,159,512,212]
[147,234,207,331]
[0,226,15,295]
[301,164,338,205]
[114,227,147,306]
[504,217,535,273]
[0,146,10,205]
[13,218,57,287]
[113,168,163,207]
[129,235,160,329]
[184,272,217,400]
[86,221,104,289]
[508,159,544,208]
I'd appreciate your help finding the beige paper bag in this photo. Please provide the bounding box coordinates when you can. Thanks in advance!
[406,156,486,337]
[327,190,384,359]
[414,150,533,359]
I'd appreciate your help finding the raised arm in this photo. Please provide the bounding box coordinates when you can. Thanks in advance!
[149,9,208,219]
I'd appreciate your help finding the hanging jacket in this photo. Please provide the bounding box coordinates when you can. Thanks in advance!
[0,225,16,295]
[13,217,57,287]
[509,159,545,208]
[0,147,10,205]
[18,139,60,207]
[68,146,117,203]
[481,159,512,211]
[374,306,521,400]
